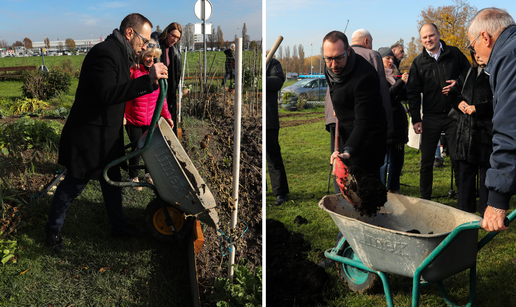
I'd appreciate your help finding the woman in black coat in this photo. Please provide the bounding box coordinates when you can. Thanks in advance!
[449,51,493,216]
[152,22,182,136]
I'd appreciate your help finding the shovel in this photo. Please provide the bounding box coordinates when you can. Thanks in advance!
[331,119,387,216]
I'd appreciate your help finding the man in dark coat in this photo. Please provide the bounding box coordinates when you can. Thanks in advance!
[223,44,235,86]
[323,30,387,178]
[318,30,387,269]
[152,22,182,136]
[266,58,289,206]
[45,13,169,253]
[406,23,470,200]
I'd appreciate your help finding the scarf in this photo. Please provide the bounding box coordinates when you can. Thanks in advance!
[324,47,357,87]
[385,67,395,85]
[109,29,136,65]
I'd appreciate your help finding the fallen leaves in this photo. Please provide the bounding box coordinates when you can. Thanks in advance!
[99,266,113,273]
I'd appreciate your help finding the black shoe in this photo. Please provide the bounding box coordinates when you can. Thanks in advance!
[434,157,444,167]
[274,195,288,206]
[318,258,335,269]
[45,226,65,253]
[112,224,147,238]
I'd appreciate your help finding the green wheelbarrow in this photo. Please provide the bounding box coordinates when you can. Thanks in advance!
[319,193,515,307]
[103,79,219,244]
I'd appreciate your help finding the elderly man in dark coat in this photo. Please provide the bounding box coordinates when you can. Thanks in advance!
[45,13,168,253]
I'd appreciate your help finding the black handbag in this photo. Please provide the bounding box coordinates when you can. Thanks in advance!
[449,67,473,121]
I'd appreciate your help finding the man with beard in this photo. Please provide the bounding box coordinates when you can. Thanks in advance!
[318,30,387,269]
[45,13,168,253]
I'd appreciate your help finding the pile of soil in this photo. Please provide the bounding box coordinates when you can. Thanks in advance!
[266,218,328,306]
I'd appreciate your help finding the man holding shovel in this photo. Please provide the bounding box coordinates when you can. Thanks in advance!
[323,30,387,179]
[319,30,387,268]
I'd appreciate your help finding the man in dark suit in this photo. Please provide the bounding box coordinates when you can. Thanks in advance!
[45,13,168,252]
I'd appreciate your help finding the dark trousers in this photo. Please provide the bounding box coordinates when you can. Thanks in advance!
[419,114,457,199]
[125,125,149,179]
[46,167,127,233]
[458,160,488,216]
[328,123,340,193]
[266,128,289,197]
[168,96,178,136]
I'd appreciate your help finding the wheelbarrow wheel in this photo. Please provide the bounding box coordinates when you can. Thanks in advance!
[336,241,380,293]
[144,199,185,242]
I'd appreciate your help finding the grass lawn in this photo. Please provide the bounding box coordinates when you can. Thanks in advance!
[1,182,192,306]
[265,109,516,306]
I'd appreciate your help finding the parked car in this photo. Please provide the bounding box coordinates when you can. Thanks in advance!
[280,78,327,101]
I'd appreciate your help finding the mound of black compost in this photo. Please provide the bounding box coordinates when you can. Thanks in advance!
[266,219,328,306]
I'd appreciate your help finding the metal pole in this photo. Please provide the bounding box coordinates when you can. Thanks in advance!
[310,43,312,76]
[228,37,242,282]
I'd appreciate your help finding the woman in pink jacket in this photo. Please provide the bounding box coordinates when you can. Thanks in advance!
[124,39,174,189]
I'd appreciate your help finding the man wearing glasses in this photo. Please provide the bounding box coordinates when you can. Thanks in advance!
[318,30,387,269]
[45,13,169,253]
[467,8,516,232]
[323,30,387,179]
[406,23,470,200]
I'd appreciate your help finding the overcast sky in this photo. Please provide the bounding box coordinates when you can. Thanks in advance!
[266,0,516,57]
[1,0,262,45]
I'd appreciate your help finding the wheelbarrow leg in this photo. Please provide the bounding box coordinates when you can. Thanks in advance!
[435,264,477,307]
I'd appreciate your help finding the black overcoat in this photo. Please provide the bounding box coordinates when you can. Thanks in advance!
[449,67,493,166]
[58,30,156,180]
[326,49,387,172]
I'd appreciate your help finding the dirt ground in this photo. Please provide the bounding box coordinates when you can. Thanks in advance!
[266,218,329,306]
[0,97,262,306]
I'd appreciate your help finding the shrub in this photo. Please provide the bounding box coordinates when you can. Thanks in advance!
[209,264,262,307]
[0,117,63,155]
[10,98,49,115]
[21,70,72,100]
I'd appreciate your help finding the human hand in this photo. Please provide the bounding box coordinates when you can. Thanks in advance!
[413,122,422,134]
[150,63,168,84]
[482,206,508,232]
[442,80,456,95]
[401,72,409,83]
[123,117,127,126]
[330,151,350,165]
[166,118,174,128]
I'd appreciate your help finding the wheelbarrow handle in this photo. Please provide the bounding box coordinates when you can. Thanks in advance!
[477,217,510,229]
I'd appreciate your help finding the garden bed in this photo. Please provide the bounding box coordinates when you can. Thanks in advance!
[0,96,262,306]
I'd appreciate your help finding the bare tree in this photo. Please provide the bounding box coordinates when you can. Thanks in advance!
[242,23,248,47]
[277,46,283,61]
[44,37,50,49]
[182,23,195,50]
[217,26,224,49]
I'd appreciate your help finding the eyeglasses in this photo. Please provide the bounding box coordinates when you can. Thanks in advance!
[467,33,481,53]
[133,29,150,46]
[168,32,181,41]
[323,49,348,64]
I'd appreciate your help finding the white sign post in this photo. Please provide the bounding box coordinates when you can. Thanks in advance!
[194,0,213,88]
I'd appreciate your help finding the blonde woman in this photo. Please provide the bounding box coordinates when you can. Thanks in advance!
[124,39,174,188]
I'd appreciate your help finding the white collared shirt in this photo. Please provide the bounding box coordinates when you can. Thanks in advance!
[425,42,443,61]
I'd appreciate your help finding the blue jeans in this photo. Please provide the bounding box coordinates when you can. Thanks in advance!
[380,144,405,191]
[46,169,127,233]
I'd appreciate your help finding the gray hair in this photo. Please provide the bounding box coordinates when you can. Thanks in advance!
[351,29,372,41]
[469,7,515,37]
